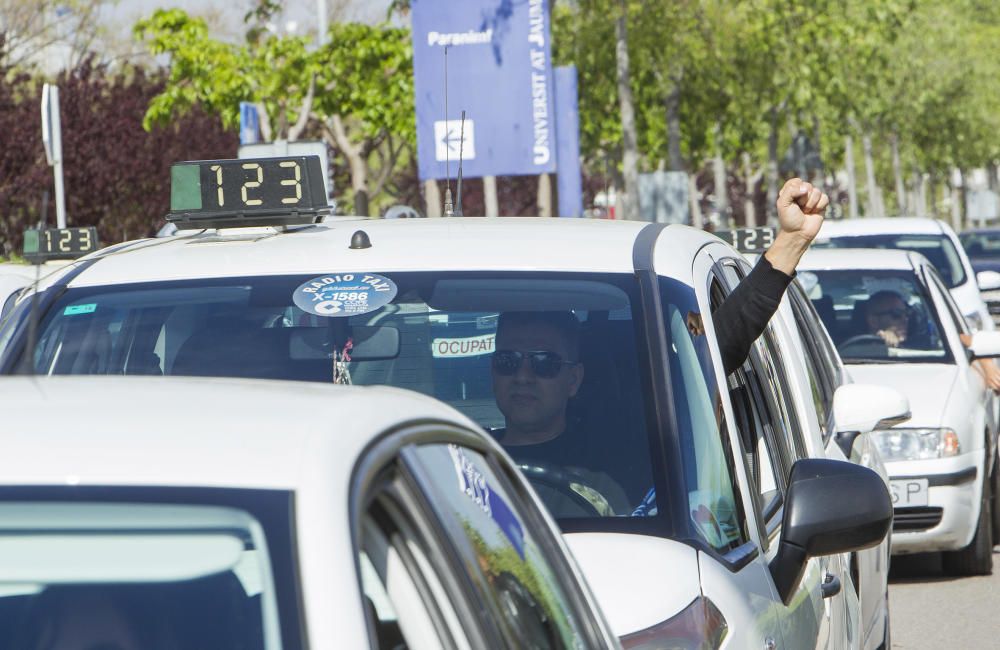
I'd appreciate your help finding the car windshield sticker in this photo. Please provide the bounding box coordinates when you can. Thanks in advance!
[292,273,397,318]
[432,333,495,358]
[448,445,525,559]
[63,303,97,315]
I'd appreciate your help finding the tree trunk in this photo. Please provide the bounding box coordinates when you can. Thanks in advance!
[424,179,441,217]
[537,173,553,217]
[665,80,683,171]
[712,122,728,225]
[688,172,703,229]
[845,135,859,219]
[950,167,963,232]
[324,115,370,216]
[483,175,499,217]
[862,132,881,218]
[915,172,927,218]
[766,110,779,223]
[891,132,905,215]
[742,152,762,228]
[615,5,640,221]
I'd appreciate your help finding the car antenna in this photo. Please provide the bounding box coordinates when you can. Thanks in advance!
[454,110,466,217]
[442,45,454,217]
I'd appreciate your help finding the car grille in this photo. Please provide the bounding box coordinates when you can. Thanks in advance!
[893,507,944,532]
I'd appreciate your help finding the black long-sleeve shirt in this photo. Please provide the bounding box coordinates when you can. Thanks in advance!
[713,254,795,375]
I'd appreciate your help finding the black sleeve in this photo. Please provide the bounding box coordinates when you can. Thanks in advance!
[713,254,795,375]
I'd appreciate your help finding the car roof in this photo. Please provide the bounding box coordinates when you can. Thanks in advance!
[799,247,922,271]
[0,376,479,490]
[817,217,948,238]
[51,218,648,289]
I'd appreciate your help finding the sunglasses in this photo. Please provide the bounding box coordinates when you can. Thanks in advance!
[492,349,576,379]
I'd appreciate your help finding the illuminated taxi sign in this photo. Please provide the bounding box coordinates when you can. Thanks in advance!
[167,156,329,228]
[715,226,776,254]
[23,227,99,262]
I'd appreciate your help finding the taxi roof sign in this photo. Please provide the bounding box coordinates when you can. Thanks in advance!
[166,156,330,229]
[23,227,98,263]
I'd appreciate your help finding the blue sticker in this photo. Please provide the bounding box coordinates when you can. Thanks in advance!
[292,273,397,318]
[64,303,97,315]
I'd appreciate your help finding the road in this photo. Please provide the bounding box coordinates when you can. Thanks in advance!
[888,548,1000,648]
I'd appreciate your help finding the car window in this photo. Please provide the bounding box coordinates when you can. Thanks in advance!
[659,277,749,552]
[798,269,951,364]
[815,233,967,288]
[406,443,590,649]
[787,283,837,433]
[960,231,1000,260]
[926,266,970,338]
[0,502,284,650]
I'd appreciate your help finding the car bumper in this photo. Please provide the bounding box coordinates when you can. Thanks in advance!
[886,451,984,554]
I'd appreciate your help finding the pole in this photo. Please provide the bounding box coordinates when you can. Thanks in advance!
[316,0,328,46]
[41,85,67,229]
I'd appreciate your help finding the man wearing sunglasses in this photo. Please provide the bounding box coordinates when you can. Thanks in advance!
[864,290,910,348]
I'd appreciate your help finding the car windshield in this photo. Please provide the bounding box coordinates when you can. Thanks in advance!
[797,269,950,364]
[960,231,1000,261]
[814,233,966,288]
[0,271,746,551]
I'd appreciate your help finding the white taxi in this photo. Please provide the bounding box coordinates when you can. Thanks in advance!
[0,156,894,649]
[0,376,620,649]
[799,248,1000,575]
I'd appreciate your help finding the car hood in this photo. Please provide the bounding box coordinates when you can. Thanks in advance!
[563,532,701,637]
[846,363,957,428]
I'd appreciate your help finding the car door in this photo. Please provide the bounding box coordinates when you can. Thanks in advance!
[687,248,788,650]
[707,247,846,650]
[354,424,620,650]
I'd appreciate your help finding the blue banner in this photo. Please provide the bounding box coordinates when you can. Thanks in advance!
[554,66,582,217]
[412,0,557,180]
[239,102,260,145]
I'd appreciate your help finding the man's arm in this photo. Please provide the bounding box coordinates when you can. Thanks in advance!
[714,178,829,375]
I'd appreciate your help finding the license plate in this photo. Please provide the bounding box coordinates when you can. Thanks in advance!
[890,479,929,507]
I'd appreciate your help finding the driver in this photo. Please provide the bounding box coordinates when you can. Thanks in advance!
[491,310,631,517]
[864,290,909,348]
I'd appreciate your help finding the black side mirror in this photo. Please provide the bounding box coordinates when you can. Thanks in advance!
[769,458,892,604]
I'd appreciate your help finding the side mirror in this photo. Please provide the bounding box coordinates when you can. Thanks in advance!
[977,270,1000,292]
[968,330,1000,360]
[769,459,892,604]
[831,384,911,456]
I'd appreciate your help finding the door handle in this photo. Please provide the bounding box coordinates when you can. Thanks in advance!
[821,572,841,599]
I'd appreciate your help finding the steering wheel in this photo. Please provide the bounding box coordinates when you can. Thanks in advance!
[515,460,611,517]
[839,334,889,350]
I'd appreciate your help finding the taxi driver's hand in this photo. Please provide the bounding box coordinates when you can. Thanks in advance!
[876,329,905,348]
[777,178,829,244]
[982,358,1000,393]
[765,178,830,276]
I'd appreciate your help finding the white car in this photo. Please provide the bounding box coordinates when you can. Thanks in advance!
[0,376,620,649]
[0,156,896,649]
[814,217,993,332]
[0,263,37,317]
[799,248,1000,575]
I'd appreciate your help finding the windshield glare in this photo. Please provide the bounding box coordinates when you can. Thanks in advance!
[798,269,949,364]
[815,234,966,288]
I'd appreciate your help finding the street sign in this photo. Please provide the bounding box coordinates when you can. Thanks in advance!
[411,0,557,180]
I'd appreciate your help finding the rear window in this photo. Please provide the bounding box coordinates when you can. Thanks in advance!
[814,233,966,288]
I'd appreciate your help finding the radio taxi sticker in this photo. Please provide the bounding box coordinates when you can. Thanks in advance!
[292,273,397,317]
